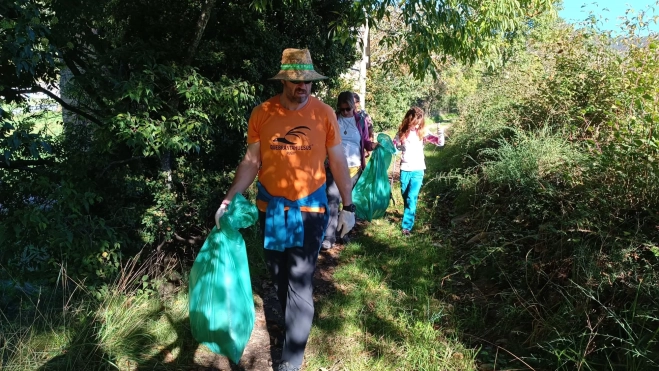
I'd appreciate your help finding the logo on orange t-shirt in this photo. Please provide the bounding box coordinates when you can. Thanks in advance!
[270,126,312,150]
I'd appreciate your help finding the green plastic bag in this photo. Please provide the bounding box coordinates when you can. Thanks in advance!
[189,194,258,363]
[352,133,397,221]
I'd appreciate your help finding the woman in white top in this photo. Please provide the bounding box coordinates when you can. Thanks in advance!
[393,107,428,236]
[322,91,377,249]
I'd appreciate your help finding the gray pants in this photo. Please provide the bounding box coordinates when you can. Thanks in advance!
[260,211,327,368]
[323,168,360,244]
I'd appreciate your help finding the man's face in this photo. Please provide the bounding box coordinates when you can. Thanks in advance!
[354,100,361,111]
[282,80,312,103]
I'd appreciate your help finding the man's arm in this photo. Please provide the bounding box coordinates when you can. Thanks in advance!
[327,144,353,206]
[222,142,261,203]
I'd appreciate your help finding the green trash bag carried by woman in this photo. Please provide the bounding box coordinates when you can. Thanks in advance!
[189,194,258,363]
[352,133,397,221]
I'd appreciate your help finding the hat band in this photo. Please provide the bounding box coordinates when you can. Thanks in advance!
[280,63,315,70]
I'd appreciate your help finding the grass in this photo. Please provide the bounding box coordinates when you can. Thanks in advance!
[0,256,197,371]
[1,144,479,370]
[304,145,477,370]
[305,235,476,370]
[0,229,269,370]
[425,107,659,370]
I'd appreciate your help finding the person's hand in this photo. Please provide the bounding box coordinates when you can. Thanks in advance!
[394,139,405,152]
[337,209,355,238]
[214,200,230,229]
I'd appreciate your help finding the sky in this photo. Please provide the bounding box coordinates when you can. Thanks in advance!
[558,0,659,34]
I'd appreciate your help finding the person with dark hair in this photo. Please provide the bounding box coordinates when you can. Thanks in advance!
[321,91,377,250]
[214,48,356,371]
[393,106,429,236]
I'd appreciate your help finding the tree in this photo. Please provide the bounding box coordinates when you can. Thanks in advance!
[1,0,554,281]
[331,0,555,78]
[0,0,357,281]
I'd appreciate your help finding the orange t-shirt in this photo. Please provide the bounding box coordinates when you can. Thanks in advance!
[247,95,341,212]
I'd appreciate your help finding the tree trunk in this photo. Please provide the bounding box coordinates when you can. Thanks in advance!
[184,0,217,66]
[358,18,369,108]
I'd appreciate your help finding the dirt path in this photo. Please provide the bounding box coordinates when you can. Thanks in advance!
[190,243,347,371]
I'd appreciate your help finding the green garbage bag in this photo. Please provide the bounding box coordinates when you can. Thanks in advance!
[189,194,258,363]
[352,133,397,221]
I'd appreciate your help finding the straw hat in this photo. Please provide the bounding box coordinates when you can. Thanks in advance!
[269,48,327,81]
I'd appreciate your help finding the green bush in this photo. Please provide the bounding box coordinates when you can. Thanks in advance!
[427,13,659,370]
[0,0,357,284]
[480,128,584,189]
[366,64,445,132]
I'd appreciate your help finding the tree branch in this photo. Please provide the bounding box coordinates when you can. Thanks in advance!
[16,86,104,127]
[60,53,111,112]
[159,0,216,188]
[97,156,146,178]
[184,0,217,66]
[173,233,205,246]
[62,51,85,77]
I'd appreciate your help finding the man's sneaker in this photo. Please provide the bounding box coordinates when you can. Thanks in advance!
[402,229,411,237]
[340,234,351,244]
[321,240,333,250]
[278,361,301,371]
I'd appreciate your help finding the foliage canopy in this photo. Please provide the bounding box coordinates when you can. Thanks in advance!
[342,0,554,78]
[0,0,356,281]
[0,0,555,281]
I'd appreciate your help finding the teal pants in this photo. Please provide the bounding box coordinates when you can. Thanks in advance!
[400,170,424,231]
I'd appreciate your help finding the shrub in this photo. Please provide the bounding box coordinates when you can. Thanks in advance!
[427,12,659,370]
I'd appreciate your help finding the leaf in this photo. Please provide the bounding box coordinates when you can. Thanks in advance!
[40,141,52,153]
[29,142,39,158]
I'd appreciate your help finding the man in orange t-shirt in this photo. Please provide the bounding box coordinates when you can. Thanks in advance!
[247,94,340,213]
[214,48,355,371]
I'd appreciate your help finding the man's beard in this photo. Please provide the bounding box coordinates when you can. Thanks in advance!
[288,89,308,103]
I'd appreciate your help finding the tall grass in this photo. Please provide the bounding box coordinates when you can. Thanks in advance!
[0,253,191,370]
[480,127,584,188]
[304,154,478,371]
[538,280,659,371]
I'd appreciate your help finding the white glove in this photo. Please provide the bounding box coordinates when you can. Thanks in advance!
[214,202,230,229]
[337,209,355,238]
